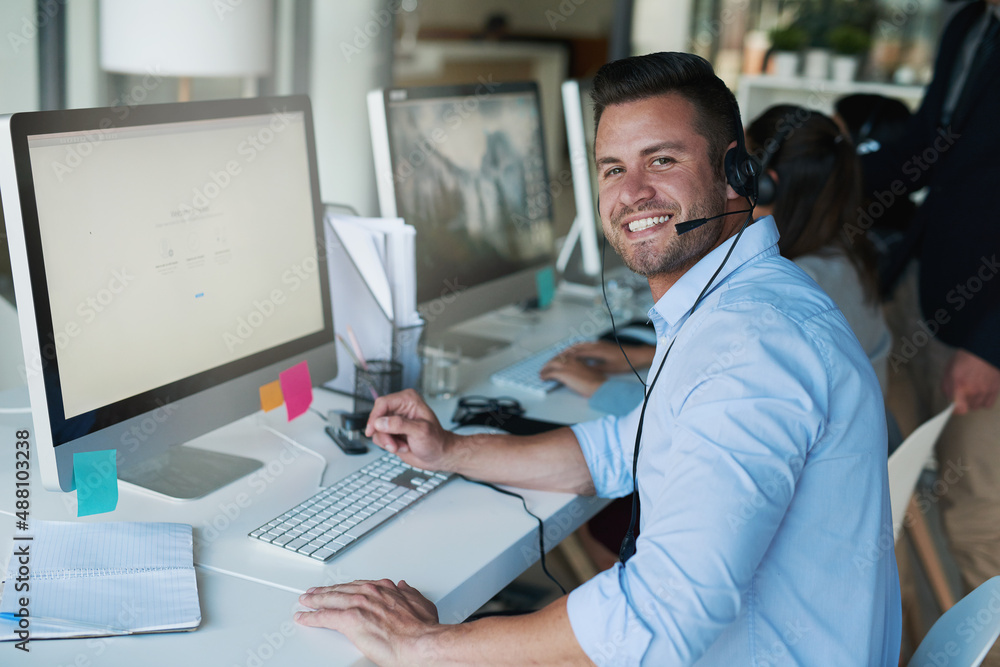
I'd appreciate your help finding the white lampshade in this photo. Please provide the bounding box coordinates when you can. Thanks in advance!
[100,0,274,77]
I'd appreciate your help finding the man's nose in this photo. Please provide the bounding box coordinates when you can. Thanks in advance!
[619,169,656,208]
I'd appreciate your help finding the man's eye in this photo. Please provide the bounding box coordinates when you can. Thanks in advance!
[652,157,674,166]
[603,166,624,178]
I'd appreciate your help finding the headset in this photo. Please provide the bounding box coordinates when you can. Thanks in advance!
[724,103,761,202]
[854,97,886,155]
[611,97,759,563]
[754,120,798,206]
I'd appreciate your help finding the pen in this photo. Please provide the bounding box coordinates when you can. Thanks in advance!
[336,332,379,401]
[0,611,127,634]
[345,325,370,371]
[335,334,366,370]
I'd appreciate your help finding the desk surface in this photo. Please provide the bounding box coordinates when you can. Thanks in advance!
[0,289,622,665]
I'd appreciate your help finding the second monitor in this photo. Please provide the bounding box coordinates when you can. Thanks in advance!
[368,81,556,355]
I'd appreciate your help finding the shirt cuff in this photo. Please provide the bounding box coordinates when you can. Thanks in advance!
[570,417,631,498]
[567,565,654,666]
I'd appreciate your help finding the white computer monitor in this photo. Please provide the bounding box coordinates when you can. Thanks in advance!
[0,95,337,499]
[368,81,556,355]
[557,78,630,286]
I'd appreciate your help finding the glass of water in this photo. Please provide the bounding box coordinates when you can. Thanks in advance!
[421,346,462,400]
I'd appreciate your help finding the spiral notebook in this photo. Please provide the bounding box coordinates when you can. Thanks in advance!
[0,520,201,640]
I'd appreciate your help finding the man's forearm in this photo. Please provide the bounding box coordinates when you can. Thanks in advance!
[443,427,595,495]
[416,596,594,667]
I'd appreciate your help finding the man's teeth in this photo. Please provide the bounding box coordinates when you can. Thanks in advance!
[627,215,669,232]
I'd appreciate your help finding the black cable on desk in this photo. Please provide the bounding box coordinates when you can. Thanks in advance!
[459,475,567,596]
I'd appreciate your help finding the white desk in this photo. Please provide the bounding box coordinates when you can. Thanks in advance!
[0,291,619,665]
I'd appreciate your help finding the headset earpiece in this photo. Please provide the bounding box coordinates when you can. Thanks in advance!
[724,101,759,201]
[725,147,759,200]
[756,169,778,206]
[753,120,797,207]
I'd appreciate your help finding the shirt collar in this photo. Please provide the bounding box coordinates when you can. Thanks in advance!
[649,215,780,330]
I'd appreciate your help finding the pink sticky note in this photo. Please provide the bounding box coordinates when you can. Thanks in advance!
[279,361,313,421]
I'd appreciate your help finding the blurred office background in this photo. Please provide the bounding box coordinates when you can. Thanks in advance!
[0,0,956,308]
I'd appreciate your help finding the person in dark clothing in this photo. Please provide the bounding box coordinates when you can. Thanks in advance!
[860,1,1000,642]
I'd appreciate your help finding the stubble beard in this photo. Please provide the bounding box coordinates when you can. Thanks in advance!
[605,197,727,278]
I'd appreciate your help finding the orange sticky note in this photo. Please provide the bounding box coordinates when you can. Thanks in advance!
[260,380,284,412]
[279,361,313,421]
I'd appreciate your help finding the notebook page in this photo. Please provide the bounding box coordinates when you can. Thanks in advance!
[1,520,200,639]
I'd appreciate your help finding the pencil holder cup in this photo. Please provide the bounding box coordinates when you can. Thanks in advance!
[353,359,403,415]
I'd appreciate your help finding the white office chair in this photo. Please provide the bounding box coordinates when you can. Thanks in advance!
[888,404,954,542]
[889,404,957,614]
[907,576,1000,667]
[0,296,25,393]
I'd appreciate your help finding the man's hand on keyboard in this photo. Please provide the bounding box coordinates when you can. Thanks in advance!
[365,389,455,470]
[561,341,656,374]
[296,578,439,666]
[539,354,607,398]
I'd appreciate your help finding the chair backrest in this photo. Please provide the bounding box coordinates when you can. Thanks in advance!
[907,576,1000,667]
[887,405,954,541]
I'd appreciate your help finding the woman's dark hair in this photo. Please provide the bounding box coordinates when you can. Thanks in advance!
[834,93,911,147]
[747,104,879,302]
[591,52,738,175]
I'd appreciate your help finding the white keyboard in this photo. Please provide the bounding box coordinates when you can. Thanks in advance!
[490,337,588,396]
[249,452,451,561]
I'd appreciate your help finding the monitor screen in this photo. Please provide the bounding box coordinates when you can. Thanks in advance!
[369,82,555,347]
[1,95,336,495]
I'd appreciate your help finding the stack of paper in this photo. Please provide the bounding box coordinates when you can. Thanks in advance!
[0,521,201,640]
[325,212,423,392]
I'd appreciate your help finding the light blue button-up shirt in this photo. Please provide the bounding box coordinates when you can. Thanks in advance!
[567,217,901,665]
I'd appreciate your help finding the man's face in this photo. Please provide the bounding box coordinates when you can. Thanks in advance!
[595,94,730,279]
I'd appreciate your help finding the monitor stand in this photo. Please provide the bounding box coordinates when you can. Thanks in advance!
[118,445,262,501]
[430,330,510,360]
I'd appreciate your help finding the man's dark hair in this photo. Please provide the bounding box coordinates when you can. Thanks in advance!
[591,52,739,172]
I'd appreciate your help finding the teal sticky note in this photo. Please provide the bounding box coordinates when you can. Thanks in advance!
[74,450,119,516]
[535,266,555,309]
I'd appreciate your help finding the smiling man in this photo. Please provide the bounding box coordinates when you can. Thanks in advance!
[295,52,902,666]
